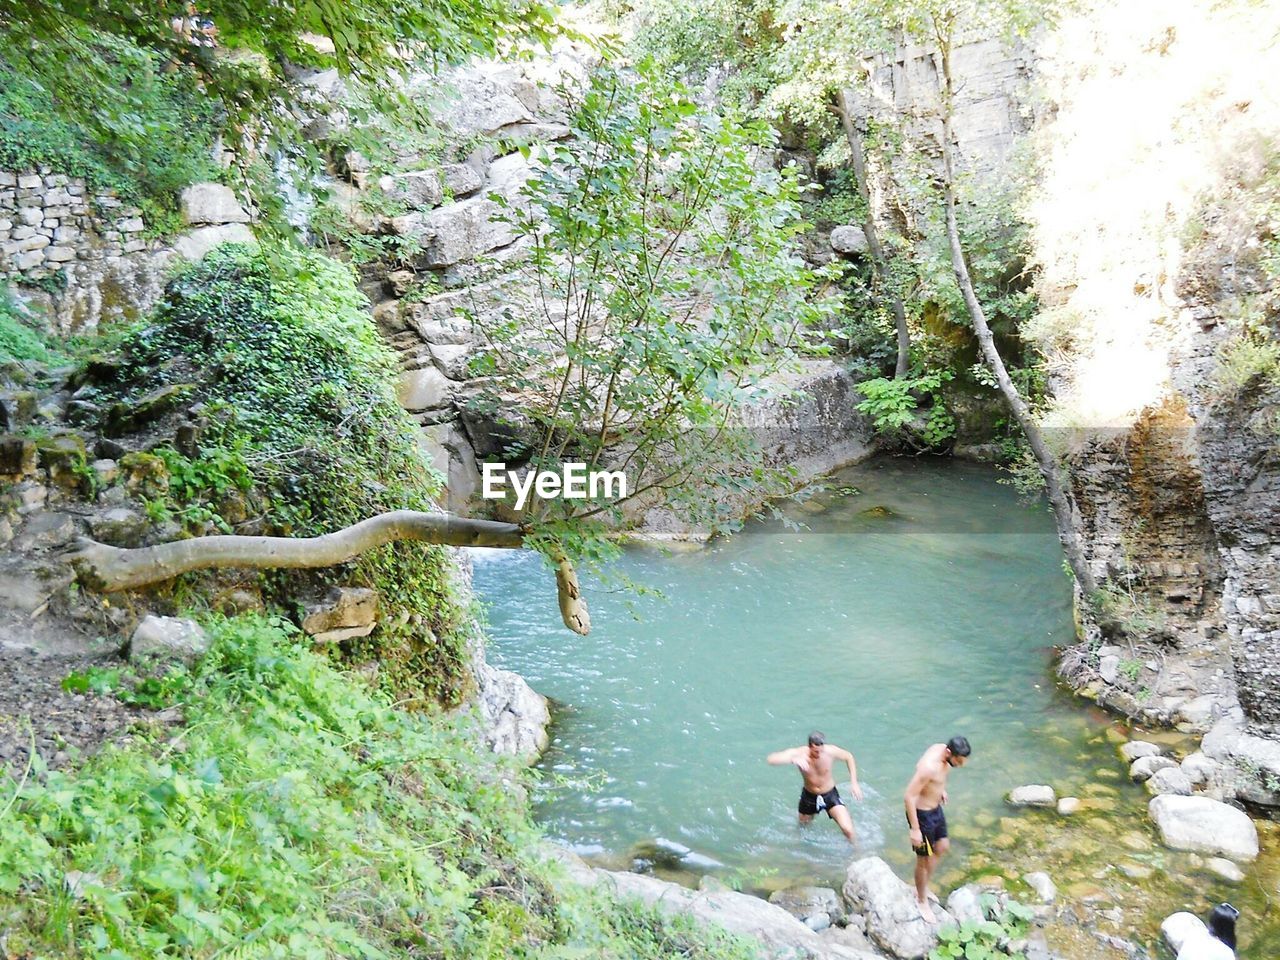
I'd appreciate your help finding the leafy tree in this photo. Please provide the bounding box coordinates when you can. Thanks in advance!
[71,65,835,634]
[0,0,563,216]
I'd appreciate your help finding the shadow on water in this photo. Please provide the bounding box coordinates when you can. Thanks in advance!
[472,457,1278,959]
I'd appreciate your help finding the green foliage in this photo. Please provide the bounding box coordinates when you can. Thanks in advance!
[0,35,221,222]
[2,614,761,959]
[476,62,835,553]
[1213,331,1280,400]
[0,287,65,365]
[1,0,564,229]
[612,0,783,112]
[85,244,468,702]
[856,370,955,448]
[61,664,192,709]
[930,894,1034,960]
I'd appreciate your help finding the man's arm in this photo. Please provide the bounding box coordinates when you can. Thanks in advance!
[766,747,801,766]
[839,747,864,801]
[903,765,930,842]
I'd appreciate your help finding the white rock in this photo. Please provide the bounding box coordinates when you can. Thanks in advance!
[1130,754,1178,781]
[387,169,444,209]
[1204,857,1244,883]
[1177,694,1219,729]
[129,615,209,665]
[1148,795,1259,862]
[1121,740,1163,761]
[1180,752,1220,786]
[829,225,869,255]
[943,884,985,923]
[1007,784,1056,807]
[1146,767,1193,796]
[1161,912,1207,954]
[1023,871,1056,904]
[1098,654,1120,684]
[843,856,953,959]
[470,660,550,762]
[172,223,255,261]
[398,366,451,411]
[180,183,250,225]
[1056,796,1081,815]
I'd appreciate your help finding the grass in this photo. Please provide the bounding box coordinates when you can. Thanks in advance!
[0,613,761,960]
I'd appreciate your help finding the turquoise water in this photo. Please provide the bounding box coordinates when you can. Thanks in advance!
[473,457,1116,879]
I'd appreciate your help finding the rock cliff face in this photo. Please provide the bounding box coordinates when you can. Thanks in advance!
[1025,0,1280,755]
[850,2,1280,762]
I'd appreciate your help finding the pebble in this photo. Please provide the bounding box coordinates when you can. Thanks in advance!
[1204,857,1245,882]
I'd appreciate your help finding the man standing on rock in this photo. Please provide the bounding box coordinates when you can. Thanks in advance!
[904,736,971,922]
[767,731,863,842]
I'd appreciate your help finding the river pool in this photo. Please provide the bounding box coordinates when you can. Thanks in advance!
[472,457,1278,958]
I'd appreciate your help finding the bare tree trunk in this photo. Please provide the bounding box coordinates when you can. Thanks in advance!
[68,510,593,634]
[933,39,1098,596]
[834,88,911,379]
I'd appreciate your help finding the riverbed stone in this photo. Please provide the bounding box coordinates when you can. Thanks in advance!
[843,856,952,959]
[129,615,209,665]
[1161,912,1207,954]
[769,886,843,929]
[1204,856,1245,882]
[1180,751,1221,787]
[1023,872,1056,904]
[1056,796,1081,815]
[943,884,985,923]
[1006,784,1056,807]
[1121,740,1163,761]
[1130,754,1178,781]
[1146,767,1194,796]
[1148,795,1259,861]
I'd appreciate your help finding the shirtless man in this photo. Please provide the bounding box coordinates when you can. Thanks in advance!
[767,732,863,842]
[903,736,971,922]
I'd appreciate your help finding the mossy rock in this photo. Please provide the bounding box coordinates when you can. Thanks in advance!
[858,505,897,519]
[119,451,170,498]
[0,436,38,477]
[105,383,197,437]
[0,391,38,431]
[36,434,88,491]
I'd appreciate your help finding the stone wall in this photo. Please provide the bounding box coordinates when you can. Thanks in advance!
[1,173,253,335]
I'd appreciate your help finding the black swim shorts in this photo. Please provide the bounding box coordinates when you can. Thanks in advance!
[799,786,844,818]
[908,805,947,856]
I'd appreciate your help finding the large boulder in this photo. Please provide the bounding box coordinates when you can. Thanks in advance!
[179,183,250,225]
[829,225,869,256]
[597,868,877,960]
[1120,740,1163,761]
[129,615,209,665]
[470,659,550,762]
[172,223,255,261]
[843,856,953,959]
[1148,795,1259,861]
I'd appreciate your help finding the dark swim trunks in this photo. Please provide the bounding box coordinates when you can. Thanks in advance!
[909,805,947,856]
[799,786,844,818]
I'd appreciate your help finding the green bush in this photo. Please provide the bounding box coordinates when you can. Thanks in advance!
[0,615,762,960]
[0,285,65,365]
[85,244,469,702]
[0,32,221,224]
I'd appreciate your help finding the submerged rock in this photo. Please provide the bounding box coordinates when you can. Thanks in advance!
[1007,784,1056,807]
[1148,795,1259,861]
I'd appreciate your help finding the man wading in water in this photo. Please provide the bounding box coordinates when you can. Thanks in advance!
[766,732,863,842]
[904,736,971,922]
